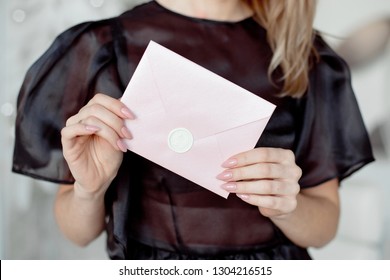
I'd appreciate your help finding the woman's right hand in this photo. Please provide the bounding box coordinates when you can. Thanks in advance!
[61,93,134,196]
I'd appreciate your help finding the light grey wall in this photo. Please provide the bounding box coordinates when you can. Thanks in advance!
[0,0,7,260]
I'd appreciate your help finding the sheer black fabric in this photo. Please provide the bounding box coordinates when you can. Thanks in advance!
[13,1,374,259]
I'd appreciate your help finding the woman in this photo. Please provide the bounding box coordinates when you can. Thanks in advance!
[13,0,374,259]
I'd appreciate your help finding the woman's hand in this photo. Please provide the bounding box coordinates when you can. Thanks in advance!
[61,93,134,196]
[218,148,302,219]
[218,148,340,248]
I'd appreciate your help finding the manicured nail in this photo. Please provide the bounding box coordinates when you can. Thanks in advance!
[237,194,250,200]
[221,183,237,191]
[221,158,238,168]
[117,139,127,153]
[121,126,133,139]
[121,107,135,119]
[85,125,100,132]
[216,171,233,181]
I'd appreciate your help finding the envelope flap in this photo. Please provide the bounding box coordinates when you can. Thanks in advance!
[120,46,166,118]
[144,41,276,139]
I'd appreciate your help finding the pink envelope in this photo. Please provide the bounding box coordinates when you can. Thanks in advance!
[121,41,276,198]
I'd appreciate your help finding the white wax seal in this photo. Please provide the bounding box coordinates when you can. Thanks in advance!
[168,128,194,153]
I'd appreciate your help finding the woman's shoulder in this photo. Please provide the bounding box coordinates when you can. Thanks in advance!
[312,32,350,69]
[313,33,336,55]
[310,32,353,84]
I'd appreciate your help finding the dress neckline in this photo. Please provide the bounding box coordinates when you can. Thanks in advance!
[153,0,254,25]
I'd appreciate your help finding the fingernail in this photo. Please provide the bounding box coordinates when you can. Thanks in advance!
[85,125,100,132]
[237,194,250,200]
[221,183,237,191]
[117,139,127,153]
[121,126,133,139]
[216,171,233,181]
[121,107,135,119]
[221,158,238,168]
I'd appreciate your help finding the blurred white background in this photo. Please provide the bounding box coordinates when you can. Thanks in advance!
[1,0,389,259]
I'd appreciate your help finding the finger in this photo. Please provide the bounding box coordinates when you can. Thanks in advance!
[63,116,126,152]
[61,122,100,142]
[221,148,296,168]
[236,193,297,213]
[67,103,133,140]
[221,180,300,196]
[66,93,135,125]
[88,93,135,120]
[217,162,289,182]
[61,123,100,155]
[84,116,128,152]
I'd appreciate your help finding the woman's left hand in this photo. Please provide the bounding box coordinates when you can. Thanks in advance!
[218,148,302,219]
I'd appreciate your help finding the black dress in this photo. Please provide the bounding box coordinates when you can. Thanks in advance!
[12,1,374,259]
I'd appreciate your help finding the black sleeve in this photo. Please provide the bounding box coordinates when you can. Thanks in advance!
[295,35,375,188]
[12,20,123,184]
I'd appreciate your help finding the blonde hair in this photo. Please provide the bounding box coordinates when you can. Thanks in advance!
[245,0,317,98]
